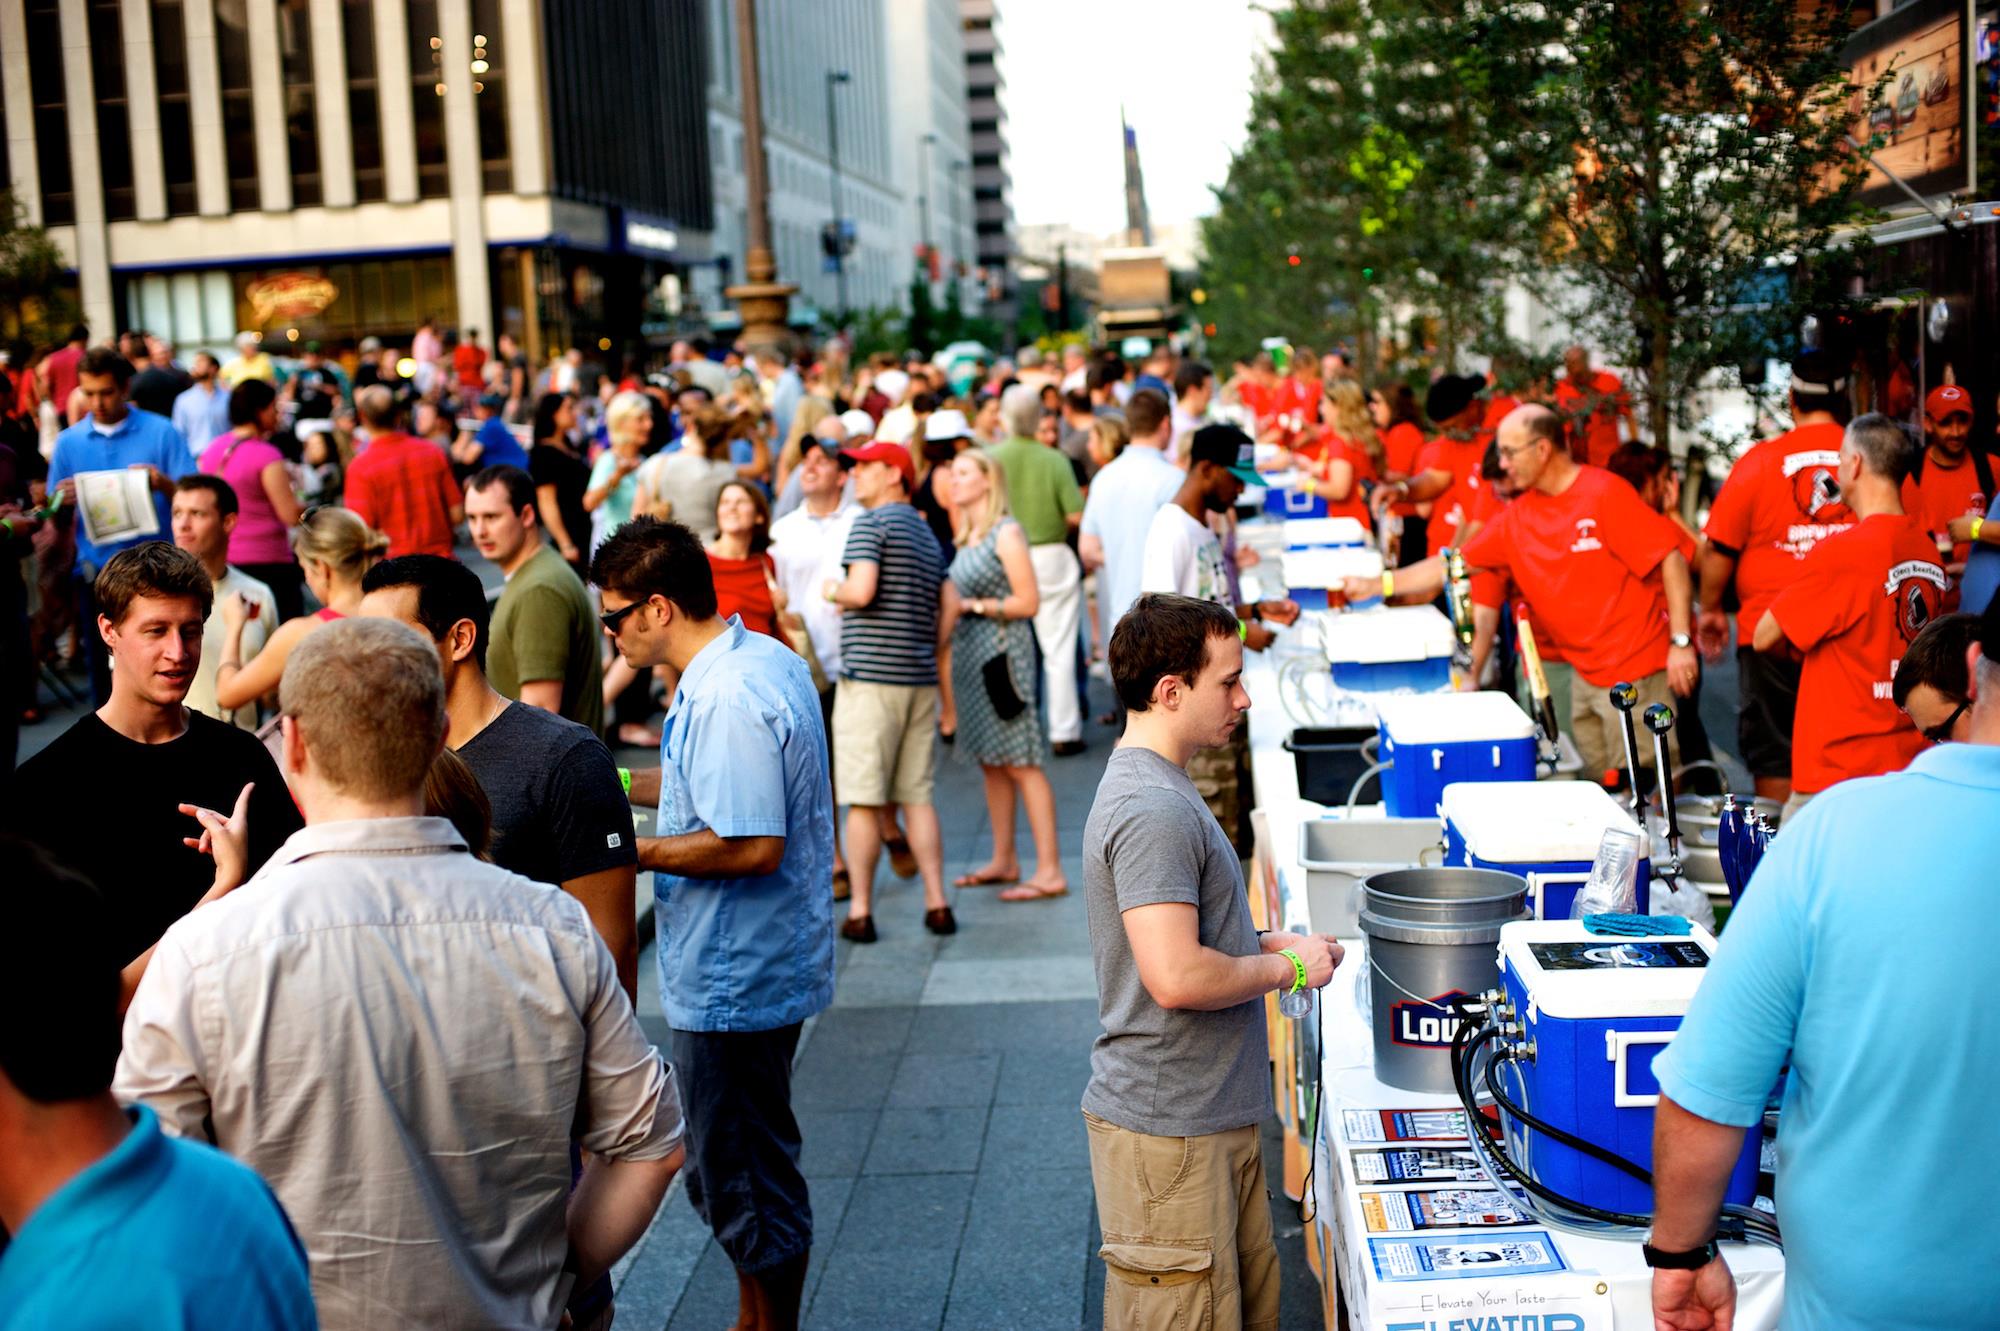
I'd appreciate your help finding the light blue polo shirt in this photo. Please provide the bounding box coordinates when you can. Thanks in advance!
[47,407,199,570]
[655,616,836,1031]
[0,1104,317,1330]
[1653,742,2000,1330]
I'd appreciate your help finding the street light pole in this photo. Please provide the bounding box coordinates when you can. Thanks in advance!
[725,0,796,356]
[825,69,850,322]
[948,158,966,284]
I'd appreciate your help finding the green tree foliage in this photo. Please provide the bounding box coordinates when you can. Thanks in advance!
[1466,0,1879,447]
[0,191,77,346]
[1200,0,1881,447]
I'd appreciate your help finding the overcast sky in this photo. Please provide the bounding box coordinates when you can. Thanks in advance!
[1002,0,1269,235]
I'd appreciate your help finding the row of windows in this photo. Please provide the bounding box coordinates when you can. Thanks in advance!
[9,0,510,223]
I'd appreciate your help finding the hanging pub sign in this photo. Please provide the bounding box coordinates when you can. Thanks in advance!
[244,273,341,328]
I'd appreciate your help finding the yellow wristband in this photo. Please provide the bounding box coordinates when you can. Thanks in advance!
[618,767,632,795]
[1973,515,1986,543]
[1238,618,1249,641]
[1279,947,1308,995]
[1381,570,1395,599]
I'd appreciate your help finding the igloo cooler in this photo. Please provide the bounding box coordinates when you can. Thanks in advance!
[1441,781,1647,919]
[1322,605,1455,695]
[1497,919,1760,1215]
[1282,516,1368,550]
[1374,693,1537,819]
[1284,546,1384,611]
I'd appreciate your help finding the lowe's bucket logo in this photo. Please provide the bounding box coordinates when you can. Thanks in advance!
[1391,989,1471,1048]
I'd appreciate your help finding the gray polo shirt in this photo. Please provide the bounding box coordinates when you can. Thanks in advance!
[1081,746,1274,1137]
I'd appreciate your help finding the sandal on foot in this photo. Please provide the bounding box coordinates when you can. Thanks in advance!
[884,836,918,879]
[832,868,851,901]
[953,866,1019,888]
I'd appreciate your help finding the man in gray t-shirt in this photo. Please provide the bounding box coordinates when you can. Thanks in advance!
[1080,593,1342,1330]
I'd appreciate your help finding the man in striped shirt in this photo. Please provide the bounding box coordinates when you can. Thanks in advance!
[823,441,950,942]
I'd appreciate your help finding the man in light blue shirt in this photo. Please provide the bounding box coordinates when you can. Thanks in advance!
[595,515,834,1331]
[1081,386,1186,634]
[1648,596,2000,1330]
[170,351,232,451]
[47,346,200,702]
[0,839,316,1331]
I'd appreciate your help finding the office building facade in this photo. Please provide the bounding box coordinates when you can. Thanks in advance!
[960,0,1012,325]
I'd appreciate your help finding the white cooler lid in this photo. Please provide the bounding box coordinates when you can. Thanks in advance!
[1284,516,1368,548]
[1498,919,1718,1018]
[1322,605,1456,665]
[1284,546,1383,589]
[1440,780,1639,862]
[1377,692,1535,744]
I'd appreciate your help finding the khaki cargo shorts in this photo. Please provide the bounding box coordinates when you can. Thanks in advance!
[832,678,939,807]
[1083,1111,1280,1331]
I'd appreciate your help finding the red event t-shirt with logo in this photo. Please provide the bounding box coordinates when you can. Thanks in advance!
[1768,514,1945,794]
[1908,457,1989,565]
[1415,434,1489,556]
[1552,371,1628,467]
[1466,483,1565,664]
[1702,421,1853,643]
[1460,466,1685,686]
[1295,428,1378,525]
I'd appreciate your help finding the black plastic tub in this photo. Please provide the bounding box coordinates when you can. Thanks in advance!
[1282,725,1379,807]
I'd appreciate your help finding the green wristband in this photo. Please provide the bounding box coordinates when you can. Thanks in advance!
[618,767,632,796]
[1279,947,1307,995]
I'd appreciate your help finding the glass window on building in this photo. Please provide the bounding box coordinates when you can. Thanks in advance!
[216,3,258,211]
[25,0,71,225]
[342,0,384,202]
[151,1,197,215]
[87,0,136,220]
[407,0,448,198]
[279,0,320,207]
[471,0,509,193]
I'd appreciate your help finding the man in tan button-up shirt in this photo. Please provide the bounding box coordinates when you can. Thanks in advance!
[115,618,684,1330]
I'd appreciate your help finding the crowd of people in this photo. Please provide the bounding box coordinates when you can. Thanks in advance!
[3,308,1998,1329]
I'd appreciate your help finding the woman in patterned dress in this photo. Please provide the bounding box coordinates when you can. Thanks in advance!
[939,451,1068,901]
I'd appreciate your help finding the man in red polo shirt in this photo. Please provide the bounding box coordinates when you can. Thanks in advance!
[1695,351,1853,801]
[1553,345,1633,468]
[344,385,464,558]
[1369,374,1490,557]
[1754,413,1945,819]
[1363,404,1697,787]
[1907,384,1990,570]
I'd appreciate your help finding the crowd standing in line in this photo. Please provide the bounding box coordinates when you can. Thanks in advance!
[2,316,1996,1328]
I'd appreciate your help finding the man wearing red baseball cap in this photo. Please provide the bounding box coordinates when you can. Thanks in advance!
[822,438,951,942]
[1910,382,1991,571]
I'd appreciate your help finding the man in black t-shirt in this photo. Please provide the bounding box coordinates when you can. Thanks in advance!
[359,554,640,1000]
[5,543,301,969]
[282,342,344,421]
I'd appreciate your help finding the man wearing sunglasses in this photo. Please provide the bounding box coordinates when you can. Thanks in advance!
[1646,590,2000,1331]
[1894,611,1981,745]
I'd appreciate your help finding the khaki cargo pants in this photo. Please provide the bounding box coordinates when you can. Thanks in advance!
[1187,728,1252,856]
[1084,1112,1280,1331]
[1570,667,1677,787]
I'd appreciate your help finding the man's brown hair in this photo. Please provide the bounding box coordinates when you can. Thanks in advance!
[1124,388,1171,441]
[94,541,213,625]
[1110,593,1242,713]
[281,618,447,801]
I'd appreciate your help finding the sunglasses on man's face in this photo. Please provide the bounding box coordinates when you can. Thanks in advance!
[1922,698,1970,745]
[600,599,646,635]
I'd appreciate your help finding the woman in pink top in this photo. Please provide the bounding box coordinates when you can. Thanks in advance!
[200,378,306,620]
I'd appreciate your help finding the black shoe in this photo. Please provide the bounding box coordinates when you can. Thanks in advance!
[840,914,878,943]
[1052,739,1087,757]
[923,906,957,936]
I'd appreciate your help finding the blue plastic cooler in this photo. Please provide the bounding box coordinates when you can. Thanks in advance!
[1282,516,1368,550]
[1262,480,1330,519]
[1440,782,1648,919]
[1374,694,1536,818]
[1322,605,1456,695]
[1497,919,1760,1215]
[1284,546,1383,611]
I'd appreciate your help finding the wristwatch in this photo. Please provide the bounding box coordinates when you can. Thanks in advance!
[1669,633,1693,649]
[1642,1238,1719,1270]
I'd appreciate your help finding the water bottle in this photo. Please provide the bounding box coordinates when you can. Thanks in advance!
[1279,986,1315,1020]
